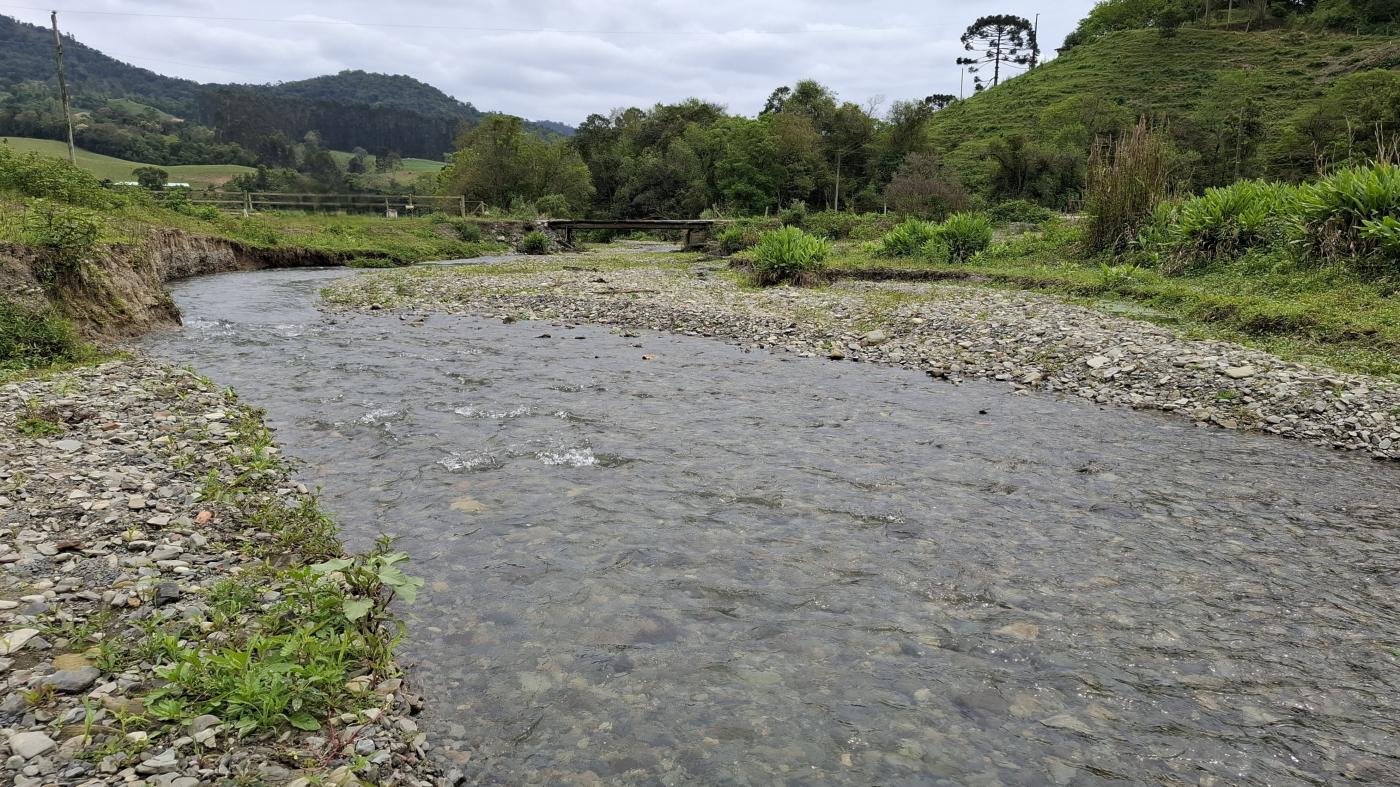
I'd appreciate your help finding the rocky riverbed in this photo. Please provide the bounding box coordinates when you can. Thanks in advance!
[323,254,1400,460]
[1,359,445,786]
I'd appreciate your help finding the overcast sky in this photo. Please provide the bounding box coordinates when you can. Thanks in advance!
[5,1,1098,124]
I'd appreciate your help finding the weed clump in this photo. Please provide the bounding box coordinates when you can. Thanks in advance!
[0,301,90,370]
[748,226,831,286]
[518,230,551,255]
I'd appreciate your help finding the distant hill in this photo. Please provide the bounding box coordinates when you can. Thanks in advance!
[0,14,572,160]
[925,28,1400,185]
[259,70,481,123]
[0,14,199,114]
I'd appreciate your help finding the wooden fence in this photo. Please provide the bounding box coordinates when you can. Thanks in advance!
[150,191,469,217]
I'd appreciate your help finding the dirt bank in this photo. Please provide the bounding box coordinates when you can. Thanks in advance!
[1,231,348,342]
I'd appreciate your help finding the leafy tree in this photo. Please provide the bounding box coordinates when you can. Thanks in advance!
[132,166,169,190]
[760,86,792,115]
[347,147,369,174]
[439,114,593,212]
[375,151,403,172]
[957,15,1039,91]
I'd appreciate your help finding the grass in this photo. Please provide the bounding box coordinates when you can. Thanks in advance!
[826,222,1400,378]
[0,137,255,188]
[926,28,1400,184]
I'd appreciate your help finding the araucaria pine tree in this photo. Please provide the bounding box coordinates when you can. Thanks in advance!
[956,14,1039,91]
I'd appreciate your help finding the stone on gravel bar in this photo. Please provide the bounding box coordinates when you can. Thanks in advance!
[7,731,56,759]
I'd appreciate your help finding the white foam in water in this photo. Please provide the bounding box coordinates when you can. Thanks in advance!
[537,447,598,467]
[454,405,531,419]
[437,451,499,472]
[356,407,400,425]
[275,323,304,337]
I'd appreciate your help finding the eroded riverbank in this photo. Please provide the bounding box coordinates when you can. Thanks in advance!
[323,249,1400,460]
[138,264,1400,785]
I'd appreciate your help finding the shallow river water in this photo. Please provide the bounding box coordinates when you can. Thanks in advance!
[141,265,1400,786]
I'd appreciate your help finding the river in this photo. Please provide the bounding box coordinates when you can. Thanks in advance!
[141,264,1400,786]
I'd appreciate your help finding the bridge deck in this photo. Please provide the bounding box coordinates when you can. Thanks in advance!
[544,219,725,231]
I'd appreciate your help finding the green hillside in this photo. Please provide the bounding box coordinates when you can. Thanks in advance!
[0,137,253,187]
[927,28,1400,183]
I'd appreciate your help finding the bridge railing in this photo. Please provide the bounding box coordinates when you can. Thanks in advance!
[145,190,468,216]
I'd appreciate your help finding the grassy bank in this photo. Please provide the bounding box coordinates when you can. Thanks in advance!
[811,219,1397,378]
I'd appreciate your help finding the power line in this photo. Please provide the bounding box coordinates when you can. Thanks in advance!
[0,4,937,37]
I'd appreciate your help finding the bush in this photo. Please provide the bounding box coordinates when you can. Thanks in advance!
[1084,119,1173,254]
[749,227,831,286]
[452,220,482,242]
[987,199,1054,225]
[779,201,809,227]
[534,194,572,218]
[0,301,88,369]
[21,201,101,287]
[1294,163,1400,266]
[1142,180,1300,271]
[934,212,994,261]
[0,146,115,209]
[715,226,757,255]
[1362,215,1400,258]
[518,230,551,254]
[804,211,896,240]
[878,218,940,257]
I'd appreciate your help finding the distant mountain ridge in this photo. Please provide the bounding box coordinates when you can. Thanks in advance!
[0,14,572,160]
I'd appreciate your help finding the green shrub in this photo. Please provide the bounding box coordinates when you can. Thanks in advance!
[0,146,116,209]
[452,220,483,242]
[1361,215,1400,258]
[534,194,572,218]
[0,301,88,369]
[518,230,551,254]
[934,212,994,261]
[749,226,831,286]
[1294,163,1400,265]
[878,218,940,257]
[804,211,896,240]
[987,199,1054,225]
[715,226,757,255]
[779,200,809,227]
[21,201,101,287]
[1141,180,1300,272]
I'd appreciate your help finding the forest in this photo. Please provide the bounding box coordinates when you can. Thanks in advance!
[436,0,1398,219]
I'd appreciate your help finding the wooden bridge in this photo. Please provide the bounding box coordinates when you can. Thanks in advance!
[544,219,726,249]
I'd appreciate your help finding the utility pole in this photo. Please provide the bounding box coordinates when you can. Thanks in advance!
[50,11,76,165]
[1033,14,1040,68]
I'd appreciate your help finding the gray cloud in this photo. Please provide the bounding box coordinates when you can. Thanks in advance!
[8,1,1095,123]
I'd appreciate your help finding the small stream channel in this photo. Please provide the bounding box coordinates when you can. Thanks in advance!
[140,262,1400,786]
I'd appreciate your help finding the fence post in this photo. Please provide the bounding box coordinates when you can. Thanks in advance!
[459,196,466,218]
[243,191,251,217]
